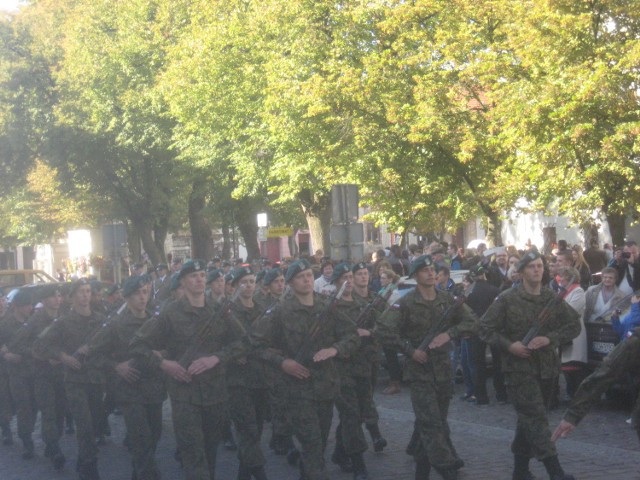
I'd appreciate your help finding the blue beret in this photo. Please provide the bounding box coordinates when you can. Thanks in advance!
[231,266,253,286]
[105,284,120,296]
[263,268,284,286]
[330,262,352,284]
[517,251,542,272]
[206,269,224,284]
[69,278,91,296]
[122,275,150,298]
[169,274,181,292]
[177,259,206,281]
[255,270,267,283]
[352,262,368,273]
[11,289,32,307]
[38,284,61,301]
[155,264,168,272]
[285,259,311,283]
[224,273,234,283]
[408,255,434,277]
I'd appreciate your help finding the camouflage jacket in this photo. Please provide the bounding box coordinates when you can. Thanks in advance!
[376,288,477,383]
[479,285,581,380]
[250,292,359,401]
[335,296,377,378]
[129,297,243,406]
[88,308,166,404]
[9,309,61,378]
[0,313,32,377]
[33,310,106,384]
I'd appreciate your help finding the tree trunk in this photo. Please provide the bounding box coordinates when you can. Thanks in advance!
[153,219,168,263]
[484,211,503,247]
[582,221,599,248]
[221,222,231,259]
[137,222,164,265]
[188,181,214,260]
[605,211,626,247]
[126,221,142,263]
[235,204,260,262]
[299,190,332,255]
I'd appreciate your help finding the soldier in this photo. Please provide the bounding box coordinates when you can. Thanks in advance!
[377,255,477,480]
[227,266,269,480]
[130,259,242,480]
[350,262,387,453]
[33,279,107,480]
[0,289,35,459]
[253,270,269,306]
[88,275,166,480]
[552,326,640,445]
[0,287,13,446]
[206,269,225,304]
[330,262,371,480]
[479,251,581,480]
[153,264,171,305]
[250,259,359,480]
[9,285,66,469]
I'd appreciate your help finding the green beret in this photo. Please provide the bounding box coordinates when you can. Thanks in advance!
[11,289,32,307]
[169,274,181,292]
[285,259,311,283]
[408,254,434,277]
[69,278,91,296]
[352,262,368,273]
[517,251,542,272]
[38,284,61,301]
[122,275,150,298]
[206,269,224,284]
[255,270,267,284]
[231,266,253,286]
[330,262,352,284]
[177,259,206,281]
[263,268,283,286]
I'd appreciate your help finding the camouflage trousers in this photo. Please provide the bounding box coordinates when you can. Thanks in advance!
[121,401,162,480]
[285,396,334,480]
[409,377,459,470]
[268,374,292,439]
[8,374,36,442]
[506,373,557,460]
[34,372,66,449]
[0,370,13,426]
[170,398,225,480]
[228,386,269,468]
[334,375,375,455]
[65,382,103,467]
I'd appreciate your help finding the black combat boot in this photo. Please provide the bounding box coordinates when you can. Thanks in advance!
[433,465,458,480]
[351,452,369,480]
[512,454,536,480]
[366,423,388,453]
[1,422,12,445]
[250,465,268,480]
[21,438,34,460]
[405,426,420,456]
[287,447,301,467]
[331,443,353,473]
[415,455,431,480]
[237,462,251,480]
[78,459,100,480]
[543,456,575,480]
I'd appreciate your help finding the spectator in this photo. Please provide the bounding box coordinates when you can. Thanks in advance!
[611,294,640,341]
[388,245,408,276]
[583,267,627,323]
[313,260,335,295]
[611,240,640,295]
[571,246,592,290]
[447,243,463,270]
[487,247,509,289]
[435,266,455,291]
[583,239,607,275]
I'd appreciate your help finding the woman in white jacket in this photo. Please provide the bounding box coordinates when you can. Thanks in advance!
[557,266,587,398]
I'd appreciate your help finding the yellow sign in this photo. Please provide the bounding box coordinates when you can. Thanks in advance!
[267,226,294,238]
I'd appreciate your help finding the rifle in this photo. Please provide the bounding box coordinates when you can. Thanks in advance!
[416,294,467,352]
[294,281,347,365]
[72,316,109,366]
[521,287,566,347]
[355,284,397,328]
[178,289,241,369]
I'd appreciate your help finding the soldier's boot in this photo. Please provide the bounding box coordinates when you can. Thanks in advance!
[366,423,388,453]
[415,455,431,480]
[542,456,575,480]
[405,426,420,456]
[250,465,268,480]
[78,459,100,480]
[433,465,458,480]
[21,438,34,460]
[286,447,301,466]
[512,455,536,480]
[331,443,353,473]
[351,453,369,480]
[237,463,251,480]
[1,422,13,446]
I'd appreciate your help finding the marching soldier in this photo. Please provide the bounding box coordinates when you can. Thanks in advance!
[377,255,477,480]
[480,251,580,480]
[130,260,243,480]
[250,259,359,480]
[153,264,172,305]
[33,279,107,480]
[206,269,225,304]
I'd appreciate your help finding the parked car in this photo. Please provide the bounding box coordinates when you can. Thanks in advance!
[0,269,59,291]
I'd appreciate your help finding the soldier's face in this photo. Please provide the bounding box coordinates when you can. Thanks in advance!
[15,303,33,320]
[415,266,436,287]
[337,272,353,295]
[72,284,92,309]
[268,276,285,296]
[290,269,314,295]
[181,271,206,296]
[237,275,256,299]
[210,276,225,296]
[522,258,544,283]
[127,287,149,314]
[42,292,62,313]
[353,269,369,288]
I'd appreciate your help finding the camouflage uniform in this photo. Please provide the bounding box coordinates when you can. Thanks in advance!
[563,327,640,443]
[226,298,270,476]
[250,292,359,480]
[33,309,107,477]
[88,308,166,480]
[479,285,580,461]
[376,289,477,474]
[10,309,66,460]
[130,297,241,480]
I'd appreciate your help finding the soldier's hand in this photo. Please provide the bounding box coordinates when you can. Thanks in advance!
[60,352,82,370]
[508,341,531,358]
[357,328,371,337]
[528,336,550,350]
[161,359,191,383]
[428,332,451,349]
[281,359,310,379]
[411,349,428,364]
[76,345,89,356]
[313,347,338,362]
[188,355,220,376]
[551,420,576,442]
[115,361,140,383]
